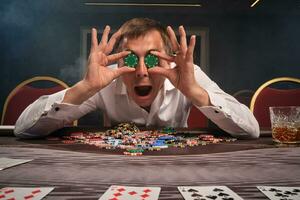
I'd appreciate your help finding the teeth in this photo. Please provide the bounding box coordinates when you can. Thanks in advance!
[135,86,152,96]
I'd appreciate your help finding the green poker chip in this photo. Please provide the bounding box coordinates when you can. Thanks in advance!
[124,53,138,68]
[145,53,158,68]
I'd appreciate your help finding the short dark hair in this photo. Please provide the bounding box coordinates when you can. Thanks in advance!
[116,18,172,54]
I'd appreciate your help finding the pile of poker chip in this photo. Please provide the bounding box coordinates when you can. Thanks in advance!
[59,123,236,156]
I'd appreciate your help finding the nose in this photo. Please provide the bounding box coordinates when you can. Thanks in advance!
[135,58,149,78]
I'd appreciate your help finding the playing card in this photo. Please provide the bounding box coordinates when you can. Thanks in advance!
[99,185,161,200]
[178,186,244,200]
[0,157,33,170]
[257,186,300,200]
[0,187,54,200]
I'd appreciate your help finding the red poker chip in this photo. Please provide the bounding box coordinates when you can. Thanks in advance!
[199,134,214,138]
[70,132,85,137]
[88,138,102,142]
[200,137,215,141]
[62,140,76,144]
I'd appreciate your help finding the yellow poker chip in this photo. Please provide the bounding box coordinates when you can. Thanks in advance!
[124,53,138,68]
[145,53,158,68]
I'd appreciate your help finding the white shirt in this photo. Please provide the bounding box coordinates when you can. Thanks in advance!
[14,65,260,138]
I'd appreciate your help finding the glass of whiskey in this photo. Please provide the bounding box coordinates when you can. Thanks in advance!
[269,106,300,144]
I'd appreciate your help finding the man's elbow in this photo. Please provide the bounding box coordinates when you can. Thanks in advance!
[14,128,42,139]
[14,122,54,139]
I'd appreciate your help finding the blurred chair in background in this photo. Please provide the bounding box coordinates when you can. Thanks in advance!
[187,105,209,128]
[77,109,104,127]
[233,89,255,108]
[250,77,300,128]
[1,76,77,126]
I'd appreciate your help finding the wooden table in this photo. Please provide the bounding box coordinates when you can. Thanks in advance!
[0,128,299,200]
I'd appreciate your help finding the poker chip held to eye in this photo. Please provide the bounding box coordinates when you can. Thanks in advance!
[144,53,159,68]
[124,53,138,68]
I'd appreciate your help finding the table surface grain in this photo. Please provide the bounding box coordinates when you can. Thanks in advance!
[0,131,300,200]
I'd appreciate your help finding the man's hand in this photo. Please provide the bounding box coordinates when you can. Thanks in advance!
[149,26,210,107]
[83,26,134,93]
[63,26,134,105]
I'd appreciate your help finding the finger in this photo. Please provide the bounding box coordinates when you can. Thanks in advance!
[148,67,172,79]
[107,51,131,65]
[179,26,187,53]
[150,51,175,62]
[91,28,98,52]
[167,26,180,52]
[99,25,110,49]
[112,67,135,79]
[96,52,109,66]
[105,29,121,54]
[187,35,196,62]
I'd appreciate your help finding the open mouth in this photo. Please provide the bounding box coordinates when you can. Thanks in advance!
[134,86,152,96]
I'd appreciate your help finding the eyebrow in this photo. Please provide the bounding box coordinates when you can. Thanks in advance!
[124,48,136,55]
[148,48,160,54]
[124,48,160,55]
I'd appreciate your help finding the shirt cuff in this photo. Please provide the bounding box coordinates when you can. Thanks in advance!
[45,89,67,111]
[197,89,231,118]
[195,90,249,137]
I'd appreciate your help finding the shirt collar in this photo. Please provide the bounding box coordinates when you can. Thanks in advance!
[115,78,127,95]
[164,78,175,91]
[163,62,176,91]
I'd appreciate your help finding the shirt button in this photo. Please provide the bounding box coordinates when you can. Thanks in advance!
[41,112,47,116]
[55,107,60,111]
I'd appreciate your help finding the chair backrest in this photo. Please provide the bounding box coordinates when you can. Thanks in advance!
[1,76,75,125]
[233,89,254,108]
[187,105,209,128]
[250,77,300,128]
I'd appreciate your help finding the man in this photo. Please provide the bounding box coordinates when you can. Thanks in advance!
[14,18,259,138]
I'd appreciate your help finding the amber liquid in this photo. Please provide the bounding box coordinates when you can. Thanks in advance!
[272,126,300,143]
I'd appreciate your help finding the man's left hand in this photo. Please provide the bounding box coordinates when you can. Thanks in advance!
[149,26,210,107]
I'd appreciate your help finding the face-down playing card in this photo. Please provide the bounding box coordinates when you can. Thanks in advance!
[0,158,32,170]
[0,187,54,200]
[99,185,161,200]
[178,186,244,200]
[257,186,300,200]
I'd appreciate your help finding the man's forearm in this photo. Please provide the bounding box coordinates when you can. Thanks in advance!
[184,84,212,107]
[63,80,99,105]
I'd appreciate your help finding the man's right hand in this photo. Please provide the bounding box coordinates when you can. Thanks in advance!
[63,26,134,105]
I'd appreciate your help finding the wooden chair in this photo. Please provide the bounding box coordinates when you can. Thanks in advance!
[250,77,300,128]
[1,76,77,126]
